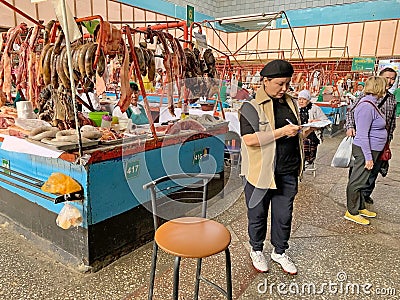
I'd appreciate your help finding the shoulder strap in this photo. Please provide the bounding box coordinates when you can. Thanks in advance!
[377,93,389,109]
[362,100,384,118]
[363,100,389,133]
[349,97,361,112]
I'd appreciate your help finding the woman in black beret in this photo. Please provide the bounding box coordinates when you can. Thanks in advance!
[239,59,314,275]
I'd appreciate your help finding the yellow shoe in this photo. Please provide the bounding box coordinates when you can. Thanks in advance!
[358,209,377,218]
[344,211,370,225]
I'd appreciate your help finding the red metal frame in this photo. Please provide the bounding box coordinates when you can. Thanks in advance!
[48,15,105,72]
[135,21,189,48]
[124,20,207,140]
[214,59,354,89]
[133,20,226,120]
[123,25,158,142]
[188,21,202,47]
[0,0,44,28]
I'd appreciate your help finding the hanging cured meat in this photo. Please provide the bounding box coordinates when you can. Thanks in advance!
[116,43,133,113]
[0,23,28,103]
[95,21,122,57]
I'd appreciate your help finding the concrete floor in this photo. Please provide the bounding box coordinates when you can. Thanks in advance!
[1,130,400,300]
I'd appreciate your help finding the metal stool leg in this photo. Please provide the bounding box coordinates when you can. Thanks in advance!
[225,248,232,300]
[148,242,159,300]
[173,256,181,300]
[194,258,203,300]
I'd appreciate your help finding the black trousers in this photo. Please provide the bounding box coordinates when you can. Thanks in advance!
[347,145,381,215]
[244,173,298,254]
[361,158,385,199]
[348,155,385,199]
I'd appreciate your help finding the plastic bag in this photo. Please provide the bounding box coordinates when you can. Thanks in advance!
[56,203,83,229]
[41,173,81,194]
[331,136,353,168]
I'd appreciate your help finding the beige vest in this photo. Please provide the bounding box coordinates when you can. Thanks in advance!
[240,86,304,189]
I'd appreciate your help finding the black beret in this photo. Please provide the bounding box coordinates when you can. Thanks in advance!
[260,59,294,78]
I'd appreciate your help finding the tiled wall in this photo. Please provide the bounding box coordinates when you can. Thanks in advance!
[167,0,217,15]
[163,0,372,18]
[114,0,396,31]
[1,0,398,59]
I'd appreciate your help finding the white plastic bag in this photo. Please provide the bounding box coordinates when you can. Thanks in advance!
[56,203,83,230]
[331,136,353,168]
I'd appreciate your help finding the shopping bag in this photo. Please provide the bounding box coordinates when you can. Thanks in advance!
[331,136,353,168]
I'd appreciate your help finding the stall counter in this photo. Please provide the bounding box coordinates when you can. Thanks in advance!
[315,101,348,136]
[0,125,227,271]
[159,106,240,135]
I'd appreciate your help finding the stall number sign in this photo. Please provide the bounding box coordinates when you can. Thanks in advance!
[193,148,209,165]
[187,5,194,27]
[125,160,140,179]
[2,159,10,174]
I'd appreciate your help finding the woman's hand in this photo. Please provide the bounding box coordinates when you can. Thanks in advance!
[243,124,301,147]
[365,160,374,170]
[281,124,301,138]
[346,128,356,137]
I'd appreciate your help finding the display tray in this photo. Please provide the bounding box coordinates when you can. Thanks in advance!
[99,139,125,146]
[99,99,115,104]
[27,138,99,151]
[205,121,229,130]
[154,129,196,138]
[99,134,148,145]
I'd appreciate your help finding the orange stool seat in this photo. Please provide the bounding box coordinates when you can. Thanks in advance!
[144,173,232,300]
[155,217,231,258]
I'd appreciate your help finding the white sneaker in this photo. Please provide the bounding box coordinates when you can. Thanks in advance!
[271,250,297,275]
[250,250,269,273]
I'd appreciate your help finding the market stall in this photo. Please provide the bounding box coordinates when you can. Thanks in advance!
[0,123,227,270]
[0,7,228,271]
[314,101,347,136]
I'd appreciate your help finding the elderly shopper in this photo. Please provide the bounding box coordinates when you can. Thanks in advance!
[297,89,329,165]
[239,59,315,275]
[346,67,397,204]
[345,76,388,225]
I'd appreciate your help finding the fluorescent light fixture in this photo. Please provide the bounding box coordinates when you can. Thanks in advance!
[215,12,282,25]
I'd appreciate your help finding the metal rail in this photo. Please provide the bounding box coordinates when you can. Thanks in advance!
[0,166,83,204]
[0,0,44,28]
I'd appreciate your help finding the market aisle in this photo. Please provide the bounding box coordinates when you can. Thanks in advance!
[1,132,400,299]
